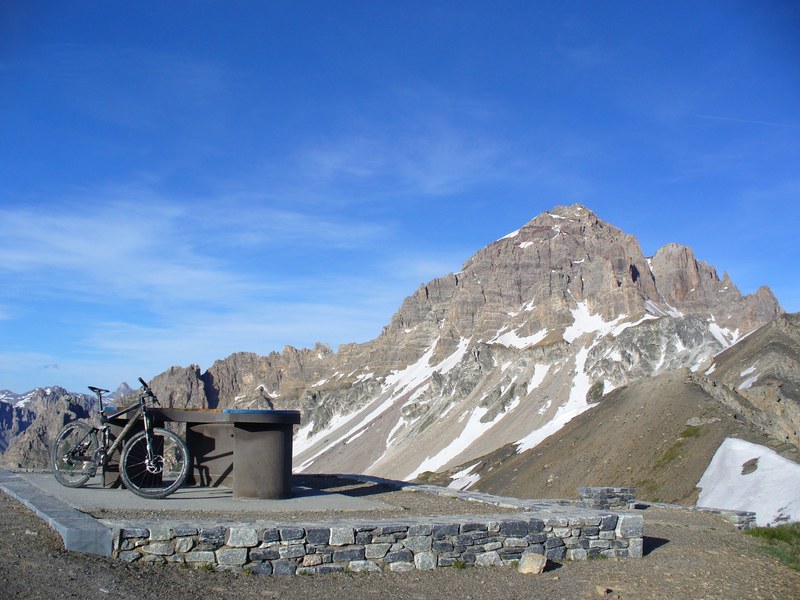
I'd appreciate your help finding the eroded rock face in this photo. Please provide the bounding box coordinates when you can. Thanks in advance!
[698,312,800,447]
[1,204,787,474]
[0,389,92,468]
[192,205,781,479]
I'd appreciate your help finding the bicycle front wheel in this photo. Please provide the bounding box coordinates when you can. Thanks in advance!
[50,421,98,487]
[119,427,190,499]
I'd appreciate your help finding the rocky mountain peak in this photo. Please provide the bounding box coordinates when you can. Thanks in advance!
[1,204,789,481]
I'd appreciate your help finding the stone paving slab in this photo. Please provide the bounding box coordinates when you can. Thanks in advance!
[0,468,112,556]
[12,470,396,514]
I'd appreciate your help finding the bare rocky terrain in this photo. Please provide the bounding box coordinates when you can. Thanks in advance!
[2,490,799,599]
[426,369,800,504]
[3,205,788,487]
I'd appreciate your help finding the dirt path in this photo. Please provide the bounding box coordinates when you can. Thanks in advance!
[1,492,798,600]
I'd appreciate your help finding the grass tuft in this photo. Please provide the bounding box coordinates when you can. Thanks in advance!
[679,425,702,438]
[745,523,800,572]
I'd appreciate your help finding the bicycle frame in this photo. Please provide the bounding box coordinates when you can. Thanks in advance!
[99,389,157,473]
[52,379,190,498]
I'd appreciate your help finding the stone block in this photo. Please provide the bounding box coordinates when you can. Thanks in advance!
[148,528,172,542]
[185,551,216,563]
[526,532,548,544]
[249,562,273,575]
[199,527,226,545]
[175,537,194,554]
[279,544,306,559]
[226,527,259,548]
[567,548,588,560]
[377,524,407,535]
[120,528,149,539]
[388,561,415,572]
[414,551,437,570]
[475,551,502,566]
[628,538,644,558]
[118,551,141,562]
[499,520,528,537]
[517,552,547,574]
[142,542,174,556]
[432,523,460,539]
[305,527,331,545]
[279,527,305,541]
[527,518,545,533]
[355,531,373,545]
[408,524,432,536]
[599,515,618,531]
[272,560,297,576]
[216,547,248,566]
[384,548,413,563]
[314,564,346,574]
[431,541,454,553]
[615,514,643,538]
[262,528,280,543]
[365,543,391,559]
[349,560,382,573]
[333,547,365,562]
[403,536,432,553]
[303,554,323,567]
[330,527,355,546]
[249,547,280,561]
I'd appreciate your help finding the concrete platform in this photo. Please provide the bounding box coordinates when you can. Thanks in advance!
[15,471,394,513]
[0,468,394,556]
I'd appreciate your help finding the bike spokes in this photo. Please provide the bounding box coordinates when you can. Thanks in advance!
[119,428,190,499]
[50,422,98,488]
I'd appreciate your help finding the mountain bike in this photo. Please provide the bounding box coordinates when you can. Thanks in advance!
[50,377,190,499]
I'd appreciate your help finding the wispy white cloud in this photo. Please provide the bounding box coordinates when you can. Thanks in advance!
[287,86,514,198]
[0,192,391,311]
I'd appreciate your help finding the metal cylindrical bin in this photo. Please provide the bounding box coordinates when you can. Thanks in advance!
[233,421,294,499]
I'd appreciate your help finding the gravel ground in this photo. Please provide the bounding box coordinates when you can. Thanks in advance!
[2,489,799,600]
[87,475,519,524]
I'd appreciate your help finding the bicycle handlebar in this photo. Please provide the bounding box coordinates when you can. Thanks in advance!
[138,377,159,405]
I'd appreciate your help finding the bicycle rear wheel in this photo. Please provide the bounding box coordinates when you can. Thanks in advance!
[119,427,190,499]
[50,422,98,487]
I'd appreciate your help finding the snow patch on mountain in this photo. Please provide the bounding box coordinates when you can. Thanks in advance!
[490,327,548,349]
[407,396,520,479]
[527,364,550,394]
[709,319,740,348]
[697,438,800,526]
[448,462,481,491]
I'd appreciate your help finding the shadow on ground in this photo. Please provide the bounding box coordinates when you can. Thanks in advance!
[644,536,670,556]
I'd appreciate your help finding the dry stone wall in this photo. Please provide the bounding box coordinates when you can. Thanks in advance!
[112,510,644,575]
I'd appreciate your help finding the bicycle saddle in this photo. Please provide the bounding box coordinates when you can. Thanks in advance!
[88,386,110,394]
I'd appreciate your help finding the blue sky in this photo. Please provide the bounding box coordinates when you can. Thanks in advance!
[1,1,798,393]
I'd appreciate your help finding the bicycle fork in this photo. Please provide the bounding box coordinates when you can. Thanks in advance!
[141,409,162,474]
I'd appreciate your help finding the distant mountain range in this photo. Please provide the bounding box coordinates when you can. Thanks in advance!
[3,204,797,523]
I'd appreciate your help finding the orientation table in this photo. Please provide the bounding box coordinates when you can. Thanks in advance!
[104,408,301,499]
